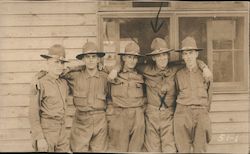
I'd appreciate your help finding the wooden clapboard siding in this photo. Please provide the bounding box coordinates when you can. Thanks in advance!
[0,37,96,50]
[0,140,33,152]
[0,49,82,61]
[207,144,249,153]
[0,14,97,26]
[0,26,96,37]
[0,95,30,107]
[0,1,97,152]
[0,2,97,14]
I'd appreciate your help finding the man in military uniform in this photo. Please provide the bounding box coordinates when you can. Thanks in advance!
[107,42,145,152]
[174,36,212,153]
[29,44,69,152]
[62,42,108,152]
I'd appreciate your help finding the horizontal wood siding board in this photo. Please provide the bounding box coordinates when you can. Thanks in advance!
[0,26,96,38]
[209,111,248,123]
[0,117,73,129]
[210,100,249,112]
[0,2,97,15]
[0,95,73,107]
[0,37,97,50]
[0,95,30,107]
[212,93,249,101]
[207,144,249,153]
[0,140,33,152]
[0,60,83,73]
[0,84,31,95]
[212,122,249,133]
[0,105,75,118]
[0,49,83,61]
[0,14,97,26]
[209,133,249,145]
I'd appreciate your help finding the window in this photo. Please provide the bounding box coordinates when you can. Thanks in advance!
[178,15,248,91]
[99,13,248,92]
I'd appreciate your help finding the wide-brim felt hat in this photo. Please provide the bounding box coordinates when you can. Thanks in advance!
[118,42,143,57]
[146,37,174,56]
[76,42,105,60]
[40,44,69,62]
[175,36,203,52]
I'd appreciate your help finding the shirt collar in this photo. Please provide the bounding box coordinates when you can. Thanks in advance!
[185,66,199,73]
[85,69,100,78]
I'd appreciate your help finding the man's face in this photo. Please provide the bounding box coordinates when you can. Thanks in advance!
[152,52,169,70]
[123,55,138,69]
[182,50,198,68]
[47,57,65,76]
[84,54,100,70]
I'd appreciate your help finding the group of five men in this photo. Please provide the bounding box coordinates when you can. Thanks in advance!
[29,36,212,153]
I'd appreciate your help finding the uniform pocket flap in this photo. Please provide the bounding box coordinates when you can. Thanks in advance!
[73,91,88,98]
[97,94,106,100]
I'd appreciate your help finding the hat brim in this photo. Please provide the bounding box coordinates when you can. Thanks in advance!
[40,54,69,62]
[146,49,174,56]
[118,53,143,57]
[76,52,105,60]
[175,48,203,52]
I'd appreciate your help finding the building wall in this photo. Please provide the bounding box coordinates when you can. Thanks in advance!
[0,1,97,151]
[0,1,249,153]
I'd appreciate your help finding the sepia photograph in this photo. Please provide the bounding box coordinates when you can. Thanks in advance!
[0,0,249,153]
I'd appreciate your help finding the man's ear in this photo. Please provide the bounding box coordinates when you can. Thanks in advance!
[81,58,85,65]
[195,51,199,58]
[152,56,156,61]
[121,55,126,62]
[97,57,101,63]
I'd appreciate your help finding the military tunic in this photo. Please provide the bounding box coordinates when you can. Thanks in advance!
[29,72,69,152]
[174,66,212,153]
[63,68,108,152]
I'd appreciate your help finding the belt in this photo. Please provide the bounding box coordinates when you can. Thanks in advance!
[41,117,65,125]
[76,109,105,115]
[188,105,207,109]
[178,103,207,109]
[113,105,143,110]
[147,103,173,111]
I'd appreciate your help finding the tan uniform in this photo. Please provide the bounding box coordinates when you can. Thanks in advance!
[108,69,145,152]
[142,66,177,152]
[29,72,69,152]
[174,67,212,153]
[63,68,108,152]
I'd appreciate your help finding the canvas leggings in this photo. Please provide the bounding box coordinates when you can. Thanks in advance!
[174,104,212,153]
[107,107,145,152]
[69,110,108,152]
[40,118,69,152]
[144,104,176,152]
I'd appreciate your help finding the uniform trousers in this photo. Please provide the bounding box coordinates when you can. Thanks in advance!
[174,104,212,153]
[40,118,69,152]
[70,109,108,152]
[107,106,145,152]
[144,104,176,152]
